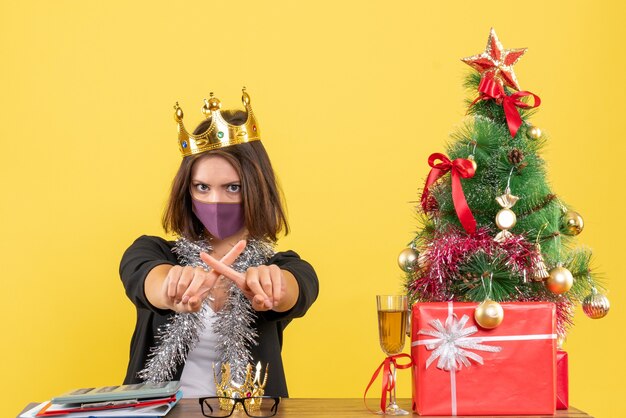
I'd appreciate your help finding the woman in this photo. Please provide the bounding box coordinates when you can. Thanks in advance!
[119,89,318,398]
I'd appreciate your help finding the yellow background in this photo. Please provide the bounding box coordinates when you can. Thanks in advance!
[2,1,624,417]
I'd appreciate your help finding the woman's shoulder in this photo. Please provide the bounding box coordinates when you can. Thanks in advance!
[269,249,301,262]
[123,235,177,259]
[119,236,179,307]
[132,235,176,247]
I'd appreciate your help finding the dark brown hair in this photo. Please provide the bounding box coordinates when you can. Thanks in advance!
[162,111,289,241]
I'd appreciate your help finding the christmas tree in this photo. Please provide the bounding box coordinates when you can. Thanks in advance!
[400,29,610,339]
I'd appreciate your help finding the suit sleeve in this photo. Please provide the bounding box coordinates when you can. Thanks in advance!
[119,235,177,315]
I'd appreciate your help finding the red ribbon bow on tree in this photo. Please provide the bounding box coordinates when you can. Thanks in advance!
[363,354,412,413]
[421,153,477,234]
[472,76,541,138]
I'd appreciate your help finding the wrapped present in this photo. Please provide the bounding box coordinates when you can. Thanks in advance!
[556,350,569,410]
[411,302,556,416]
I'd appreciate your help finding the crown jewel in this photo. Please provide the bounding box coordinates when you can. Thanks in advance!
[175,88,261,157]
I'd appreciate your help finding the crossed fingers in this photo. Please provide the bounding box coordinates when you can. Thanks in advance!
[165,240,246,311]
[200,249,283,311]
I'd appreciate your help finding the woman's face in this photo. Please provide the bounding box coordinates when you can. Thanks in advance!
[190,155,242,203]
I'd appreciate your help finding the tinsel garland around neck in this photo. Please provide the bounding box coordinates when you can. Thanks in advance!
[137,237,275,383]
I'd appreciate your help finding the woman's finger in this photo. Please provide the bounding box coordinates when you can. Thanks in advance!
[175,266,196,302]
[166,265,183,299]
[198,240,246,286]
[181,267,217,304]
[182,240,246,304]
[201,253,246,289]
[199,239,246,273]
[269,265,283,307]
[186,294,205,311]
[246,267,272,309]
[220,240,247,264]
[173,299,202,313]
[257,266,274,304]
[252,294,269,311]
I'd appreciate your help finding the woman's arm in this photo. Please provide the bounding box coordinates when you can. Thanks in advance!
[120,236,176,313]
[120,235,245,313]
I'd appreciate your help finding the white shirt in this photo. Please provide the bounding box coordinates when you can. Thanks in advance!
[180,308,221,398]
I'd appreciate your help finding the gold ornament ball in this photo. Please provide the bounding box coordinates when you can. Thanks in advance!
[546,266,574,294]
[495,208,517,230]
[417,250,431,269]
[561,210,584,236]
[474,299,504,329]
[468,155,478,172]
[528,125,542,140]
[398,248,419,272]
[582,292,610,319]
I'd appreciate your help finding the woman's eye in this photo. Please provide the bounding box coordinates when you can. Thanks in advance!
[195,184,209,192]
[226,184,241,193]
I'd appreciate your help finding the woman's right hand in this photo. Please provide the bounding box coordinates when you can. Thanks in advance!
[146,240,246,313]
[161,265,217,312]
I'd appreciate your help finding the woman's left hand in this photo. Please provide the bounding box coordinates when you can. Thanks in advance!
[200,248,296,312]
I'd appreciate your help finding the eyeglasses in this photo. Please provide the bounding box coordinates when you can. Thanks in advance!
[199,396,281,418]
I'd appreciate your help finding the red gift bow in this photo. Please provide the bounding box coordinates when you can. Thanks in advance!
[421,153,477,234]
[472,75,541,138]
[363,354,413,413]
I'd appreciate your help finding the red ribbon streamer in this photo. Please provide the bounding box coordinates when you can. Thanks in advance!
[363,354,412,413]
[421,153,477,234]
[472,76,541,138]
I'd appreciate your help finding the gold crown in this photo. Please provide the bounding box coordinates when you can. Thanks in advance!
[174,88,261,157]
[214,362,269,411]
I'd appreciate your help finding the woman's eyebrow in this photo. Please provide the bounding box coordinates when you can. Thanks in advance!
[191,178,240,185]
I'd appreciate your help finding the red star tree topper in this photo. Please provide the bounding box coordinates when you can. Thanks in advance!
[462,28,526,91]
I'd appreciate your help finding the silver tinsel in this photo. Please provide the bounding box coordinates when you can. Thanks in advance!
[137,238,275,383]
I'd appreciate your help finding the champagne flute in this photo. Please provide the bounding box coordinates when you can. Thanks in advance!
[376,295,409,415]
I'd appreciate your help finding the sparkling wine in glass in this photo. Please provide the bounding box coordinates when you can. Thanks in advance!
[376,295,409,415]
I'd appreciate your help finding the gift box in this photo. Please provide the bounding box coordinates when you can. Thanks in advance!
[411,302,556,416]
[556,350,569,409]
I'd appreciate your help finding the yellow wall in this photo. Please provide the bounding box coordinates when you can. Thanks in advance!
[2,1,624,417]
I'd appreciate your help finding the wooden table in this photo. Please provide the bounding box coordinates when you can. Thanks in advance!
[18,399,593,417]
[168,398,593,418]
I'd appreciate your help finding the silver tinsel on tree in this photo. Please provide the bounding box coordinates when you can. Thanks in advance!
[137,238,274,383]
